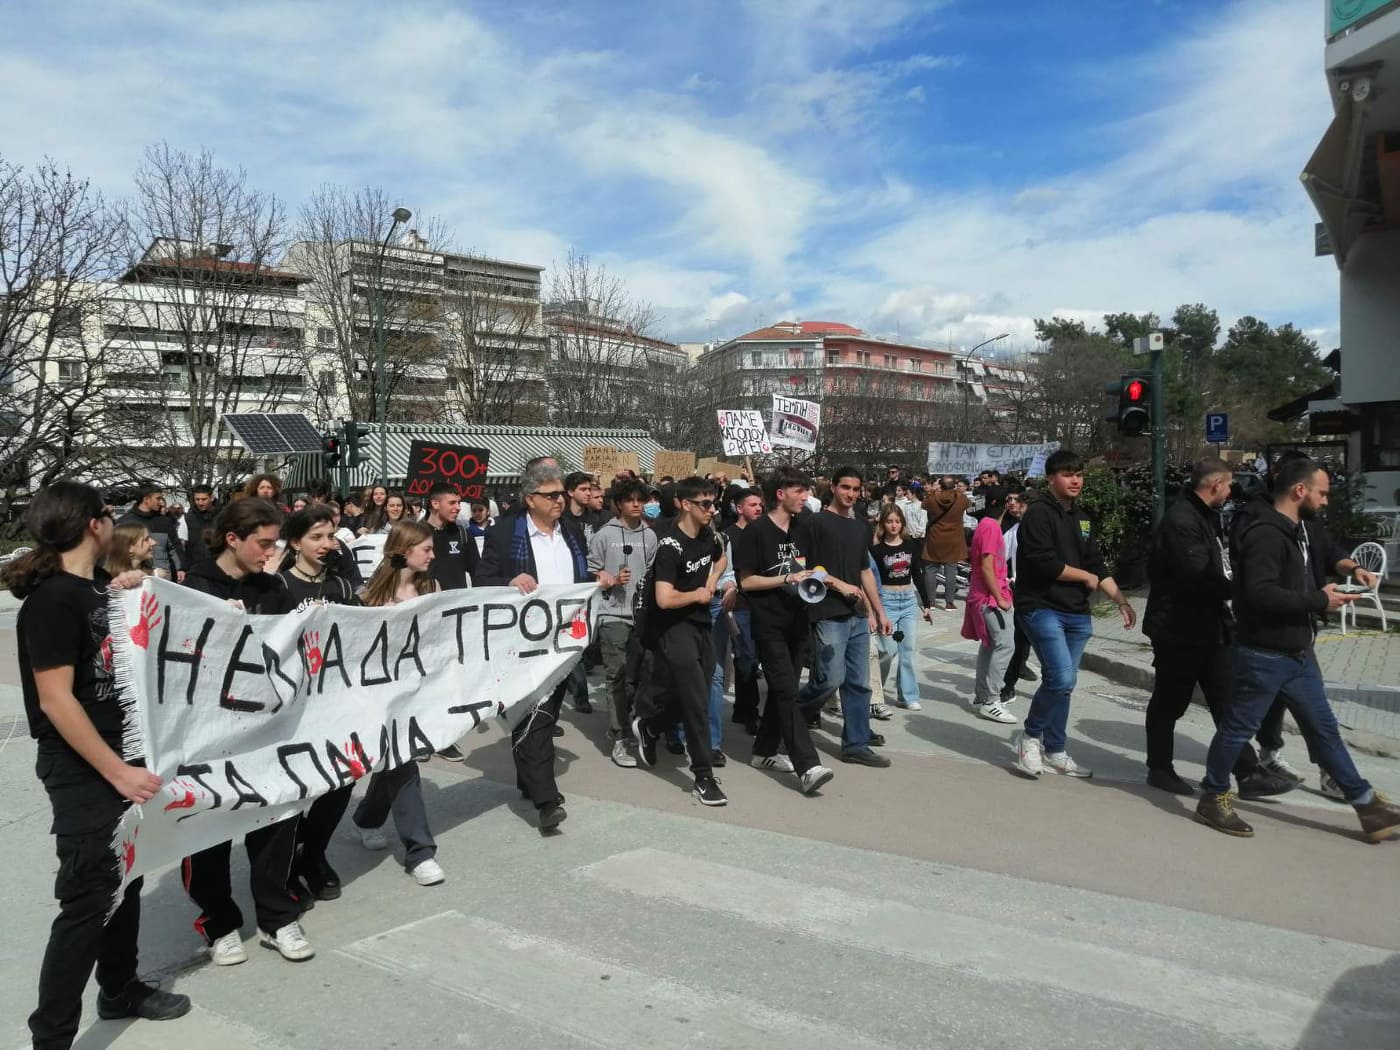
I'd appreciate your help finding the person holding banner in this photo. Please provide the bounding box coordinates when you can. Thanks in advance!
[477,462,595,830]
[268,506,361,904]
[6,482,193,1049]
[180,498,314,965]
[350,521,448,886]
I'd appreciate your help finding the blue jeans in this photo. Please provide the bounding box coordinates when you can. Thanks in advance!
[800,615,873,752]
[876,587,919,705]
[1021,608,1092,754]
[707,599,755,749]
[1203,646,1372,801]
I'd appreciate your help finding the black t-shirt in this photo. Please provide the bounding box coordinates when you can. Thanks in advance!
[429,520,479,591]
[646,521,718,636]
[733,513,812,628]
[268,570,358,613]
[723,523,750,611]
[803,509,873,621]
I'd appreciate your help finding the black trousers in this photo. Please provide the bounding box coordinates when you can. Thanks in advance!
[638,620,715,777]
[182,818,301,942]
[294,785,352,872]
[513,678,570,809]
[1145,642,1259,776]
[1002,608,1033,692]
[751,614,821,775]
[31,820,141,1050]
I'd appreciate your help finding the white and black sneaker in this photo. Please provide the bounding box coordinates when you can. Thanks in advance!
[751,753,795,773]
[693,776,728,806]
[631,715,657,768]
[799,765,835,795]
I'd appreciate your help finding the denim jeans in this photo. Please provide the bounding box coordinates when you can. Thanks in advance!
[876,587,919,705]
[1020,607,1093,754]
[799,615,873,752]
[1203,646,1372,801]
[709,598,756,749]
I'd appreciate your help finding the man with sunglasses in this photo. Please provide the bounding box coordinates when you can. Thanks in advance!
[633,476,728,805]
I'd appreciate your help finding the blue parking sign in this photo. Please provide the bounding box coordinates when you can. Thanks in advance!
[1206,412,1229,445]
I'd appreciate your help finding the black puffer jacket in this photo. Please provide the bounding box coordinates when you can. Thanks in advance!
[1143,488,1232,647]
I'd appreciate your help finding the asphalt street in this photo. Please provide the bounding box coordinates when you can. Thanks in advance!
[0,602,1397,1049]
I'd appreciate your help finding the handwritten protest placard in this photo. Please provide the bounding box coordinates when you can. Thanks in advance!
[653,451,696,479]
[582,445,620,476]
[106,578,597,908]
[769,395,820,452]
[717,409,771,455]
[926,441,1060,477]
[405,441,490,500]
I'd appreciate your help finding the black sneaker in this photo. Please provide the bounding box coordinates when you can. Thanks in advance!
[552,724,565,737]
[572,696,593,714]
[436,744,466,762]
[744,718,760,736]
[632,716,657,768]
[693,776,728,806]
[805,714,822,730]
[664,732,686,755]
[999,686,1016,704]
[841,747,891,768]
[96,979,192,1022]
[868,732,886,747]
[299,856,342,901]
[1146,767,1196,796]
[711,749,728,767]
[1237,770,1297,799]
[539,802,567,829]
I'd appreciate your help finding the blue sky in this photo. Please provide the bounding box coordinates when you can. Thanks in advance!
[0,0,1338,351]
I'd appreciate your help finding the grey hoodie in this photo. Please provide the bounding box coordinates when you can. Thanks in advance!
[587,516,658,623]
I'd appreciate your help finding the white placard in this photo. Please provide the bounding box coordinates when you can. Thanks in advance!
[717,409,772,455]
[769,395,820,452]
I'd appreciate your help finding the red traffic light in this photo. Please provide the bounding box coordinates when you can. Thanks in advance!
[1125,379,1145,402]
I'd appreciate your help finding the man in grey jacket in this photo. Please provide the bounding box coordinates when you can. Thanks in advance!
[118,483,182,579]
[587,477,659,767]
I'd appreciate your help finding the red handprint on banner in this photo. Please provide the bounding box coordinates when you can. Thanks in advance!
[345,739,372,779]
[130,593,161,649]
[162,778,198,812]
[120,827,139,874]
[303,630,323,674]
[568,610,588,640]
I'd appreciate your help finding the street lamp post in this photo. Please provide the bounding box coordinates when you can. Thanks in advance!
[374,207,412,487]
[960,332,1009,434]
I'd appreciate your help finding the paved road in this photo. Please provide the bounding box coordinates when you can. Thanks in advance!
[0,607,1397,1049]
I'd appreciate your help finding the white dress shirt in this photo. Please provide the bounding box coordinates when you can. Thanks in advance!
[528,516,576,586]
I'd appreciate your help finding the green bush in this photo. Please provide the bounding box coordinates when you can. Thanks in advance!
[1076,461,1191,573]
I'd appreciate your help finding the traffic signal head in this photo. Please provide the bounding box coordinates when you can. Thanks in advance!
[341,421,372,468]
[321,432,342,468]
[1118,373,1151,437]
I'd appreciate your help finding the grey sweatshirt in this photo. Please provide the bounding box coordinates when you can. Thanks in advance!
[586,516,658,623]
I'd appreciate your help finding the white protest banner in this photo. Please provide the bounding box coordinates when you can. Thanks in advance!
[926,441,1060,477]
[1026,451,1049,478]
[105,577,597,905]
[349,533,386,578]
[716,409,771,455]
[769,395,820,452]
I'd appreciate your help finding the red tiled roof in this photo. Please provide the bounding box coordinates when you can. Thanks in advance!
[733,320,863,341]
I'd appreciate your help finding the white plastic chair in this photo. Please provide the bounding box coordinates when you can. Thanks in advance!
[1340,541,1388,634]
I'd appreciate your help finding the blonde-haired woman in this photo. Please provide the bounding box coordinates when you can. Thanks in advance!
[871,504,931,712]
[103,523,155,577]
[351,522,446,886]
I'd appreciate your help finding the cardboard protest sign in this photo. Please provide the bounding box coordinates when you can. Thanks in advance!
[582,445,621,477]
[105,578,597,907]
[926,441,1060,477]
[615,451,640,476]
[653,451,696,479]
[405,441,490,500]
[717,409,771,455]
[695,456,732,478]
[769,395,820,452]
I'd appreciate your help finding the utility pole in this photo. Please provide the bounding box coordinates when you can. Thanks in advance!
[1132,333,1168,526]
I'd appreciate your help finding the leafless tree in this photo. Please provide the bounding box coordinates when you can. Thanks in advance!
[0,157,126,524]
[546,250,664,429]
[820,367,961,473]
[1019,335,1126,454]
[289,184,449,427]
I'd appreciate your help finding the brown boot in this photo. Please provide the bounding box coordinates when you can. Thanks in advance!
[1194,792,1254,837]
[1355,792,1400,843]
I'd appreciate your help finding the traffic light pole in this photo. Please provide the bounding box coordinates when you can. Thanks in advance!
[1150,346,1166,528]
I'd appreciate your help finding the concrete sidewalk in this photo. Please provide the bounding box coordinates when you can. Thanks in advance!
[1082,591,1400,753]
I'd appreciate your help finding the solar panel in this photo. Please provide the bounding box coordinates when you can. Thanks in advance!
[223,413,326,454]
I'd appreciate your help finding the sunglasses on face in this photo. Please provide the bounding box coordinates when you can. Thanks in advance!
[530,490,566,501]
[685,499,717,510]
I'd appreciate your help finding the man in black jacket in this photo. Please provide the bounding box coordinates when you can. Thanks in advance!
[179,484,216,570]
[1195,458,1400,841]
[1142,459,1292,798]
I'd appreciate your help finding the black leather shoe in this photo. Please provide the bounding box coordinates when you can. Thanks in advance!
[539,802,567,829]
[868,732,886,747]
[664,733,686,755]
[1146,767,1196,796]
[520,790,566,806]
[551,724,565,737]
[1237,770,1297,799]
[300,856,342,901]
[97,980,192,1022]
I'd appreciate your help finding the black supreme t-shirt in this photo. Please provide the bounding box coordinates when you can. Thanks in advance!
[733,512,812,628]
[646,520,718,636]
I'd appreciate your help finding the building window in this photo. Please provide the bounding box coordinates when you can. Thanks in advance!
[858,351,872,367]
[911,358,922,372]
[883,354,896,369]
[53,307,83,337]
[826,350,840,366]
[1360,402,1400,473]
[317,327,335,348]
[57,360,84,382]
[750,351,763,368]
[803,351,815,368]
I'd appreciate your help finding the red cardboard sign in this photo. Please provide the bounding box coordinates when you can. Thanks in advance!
[405,441,491,499]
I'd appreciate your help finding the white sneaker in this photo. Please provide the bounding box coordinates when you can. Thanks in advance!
[356,823,388,851]
[409,858,446,886]
[1015,733,1044,777]
[610,738,638,768]
[259,921,314,961]
[208,930,247,966]
[751,753,795,773]
[799,765,835,795]
[975,701,1017,724]
[896,699,923,711]
[1319,771,1347,801]
[1260,749,1305,784]
[1044,751,1092,778]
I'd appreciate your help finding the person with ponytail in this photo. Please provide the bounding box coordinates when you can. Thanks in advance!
[350,521,447,886]
[266,506,358,905]
[178,498,317,966]
[103,523,156,578]
[3,481,191,1048]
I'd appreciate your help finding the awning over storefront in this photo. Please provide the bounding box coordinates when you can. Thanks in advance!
[286,424,665,489]
[1301,92,1375,267]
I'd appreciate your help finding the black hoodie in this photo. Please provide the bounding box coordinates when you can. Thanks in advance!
[1014,491,1109,615]
[1231,504,1329,654]
[182,558,282,612]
